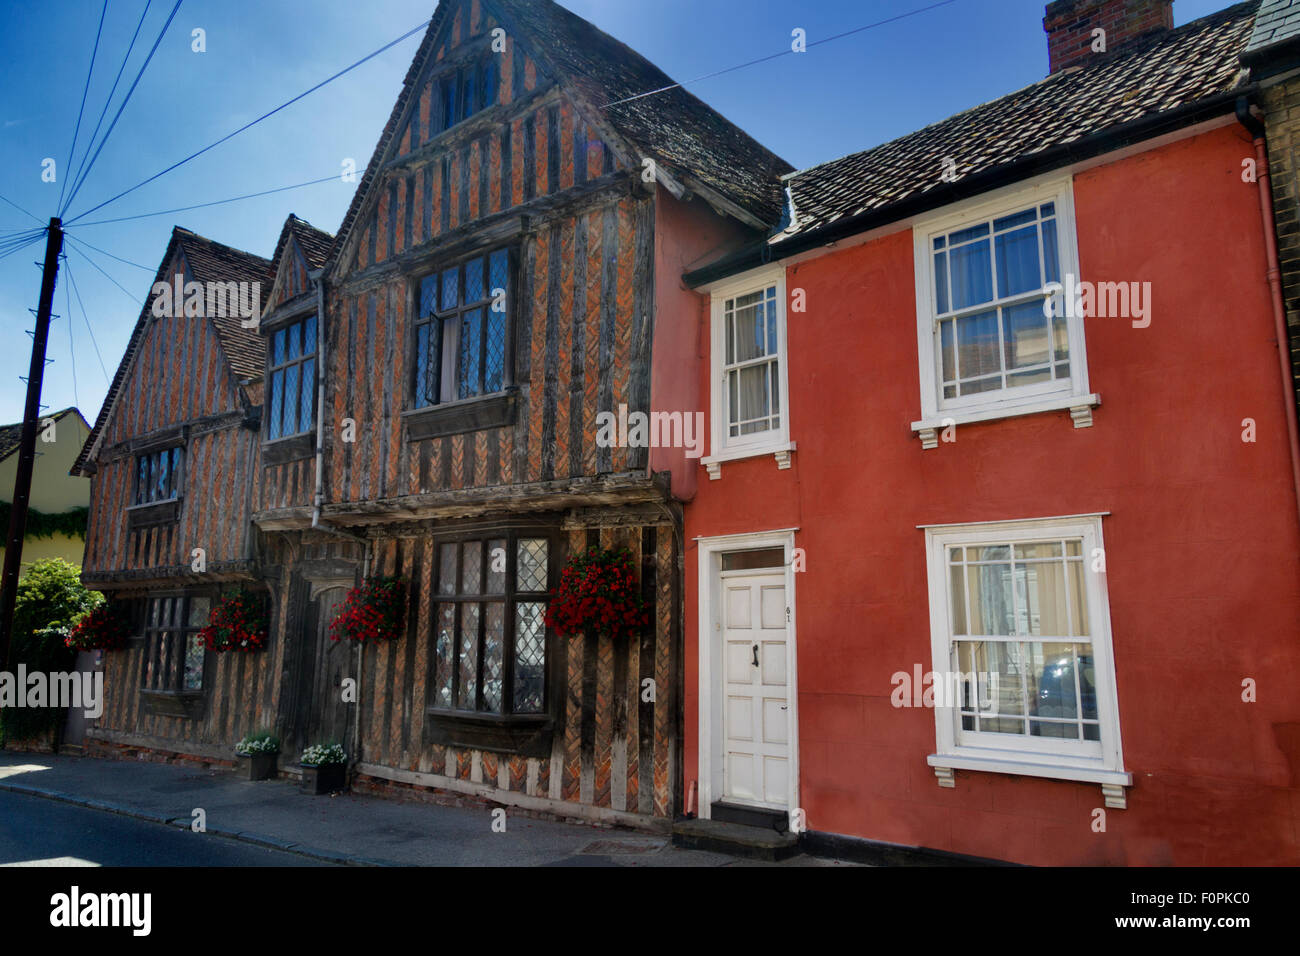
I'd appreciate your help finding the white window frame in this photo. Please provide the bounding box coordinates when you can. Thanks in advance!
[700,265,795,479]
[911,176,1099,446]
[922,514,1131,804]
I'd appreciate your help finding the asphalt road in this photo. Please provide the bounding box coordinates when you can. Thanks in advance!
[0,790,334,867]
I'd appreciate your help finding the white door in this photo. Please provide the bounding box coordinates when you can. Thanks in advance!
[722,571,789,808]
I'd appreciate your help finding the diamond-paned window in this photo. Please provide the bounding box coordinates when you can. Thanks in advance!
[414,248,511,408]
[431,532,552,717]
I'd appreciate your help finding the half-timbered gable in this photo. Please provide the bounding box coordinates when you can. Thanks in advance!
[72,227,276,747]
[76,228,270,585]
[258,215,334,516]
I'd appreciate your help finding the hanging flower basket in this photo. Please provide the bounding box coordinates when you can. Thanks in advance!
[328,577,406,644]
[199,590,269,653]
[545,546,649,641]
[64,603,131,652]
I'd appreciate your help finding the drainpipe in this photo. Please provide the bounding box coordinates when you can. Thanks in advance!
[1237,97,1300,531]
[304,266,370,777]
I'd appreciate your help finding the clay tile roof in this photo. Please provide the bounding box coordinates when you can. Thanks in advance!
[773,1,1257,246]
[175,229,272,381]
[71,227,270,475]
[490,0,793,227]
[270,213,335,274]
[331,0,792,262]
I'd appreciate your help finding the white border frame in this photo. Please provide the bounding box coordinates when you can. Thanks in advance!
[922,514,1131,788]
[911,174,1097,432]
[700,265,795,474]
[695,529,800,822]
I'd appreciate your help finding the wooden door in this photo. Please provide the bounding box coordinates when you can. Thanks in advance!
[721,572,790,808]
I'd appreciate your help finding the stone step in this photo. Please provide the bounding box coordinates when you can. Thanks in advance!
[671,817,800,861]
[710,800,788,831]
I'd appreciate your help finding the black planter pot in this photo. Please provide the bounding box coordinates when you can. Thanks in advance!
[301,762,347,794]
[241,752,278,781]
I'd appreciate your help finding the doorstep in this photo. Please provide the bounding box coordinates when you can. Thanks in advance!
[671,818,800,862]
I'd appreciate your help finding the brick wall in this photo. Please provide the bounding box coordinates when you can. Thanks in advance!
[1043,0,1174,73]
[1262,79,1300,424]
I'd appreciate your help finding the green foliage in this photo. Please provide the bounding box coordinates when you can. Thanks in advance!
[1,558,103,743]
[0,502,88,541]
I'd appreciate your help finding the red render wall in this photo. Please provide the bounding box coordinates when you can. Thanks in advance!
[683,123,1300,865]
[650,190,754,501]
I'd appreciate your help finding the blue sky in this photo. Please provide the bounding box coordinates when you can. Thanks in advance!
[0,0,1235,424]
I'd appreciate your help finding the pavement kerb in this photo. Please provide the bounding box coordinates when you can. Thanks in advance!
[0,779,396,867]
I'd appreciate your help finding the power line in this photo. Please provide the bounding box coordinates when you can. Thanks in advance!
[61,0,185,217]
[58,0,109,214]
[62,255,111,384]
[0,237,44,264]
[0,192,44,227]
[602,0,961,108]
[61,253,80,411]
[65,0,155,214]
[64,16,431,226]
[66,241,141,306]
[69,172,345,227]
[63,234,155,271]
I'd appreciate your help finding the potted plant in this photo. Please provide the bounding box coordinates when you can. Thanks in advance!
[329,576,406,644]
[300,742,347,794]
[545,546,649,641]
[234,731,280,781]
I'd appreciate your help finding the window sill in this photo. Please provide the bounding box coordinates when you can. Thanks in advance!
[262,432,315,465]
[139,689,203,719]
[425,708,553,757]
[403,390,517,441]
[912,393,1100,448]
[126,498,181,529]
[700,441,796,480]
[927,752,1131,808]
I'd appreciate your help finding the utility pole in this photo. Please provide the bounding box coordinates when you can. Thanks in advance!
[0,217,63,671]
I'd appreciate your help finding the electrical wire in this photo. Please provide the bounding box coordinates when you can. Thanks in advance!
[0,192,44,227]
[62,255,111,383]
[61,253,80,410]
[602,0,961,108]
[66,241,142,306]
[64,16,430,226]
[61,0,185,217]
[57,0,109,214]
[63,234,154,271]
[68,172,344,228]
[64,0,155,215]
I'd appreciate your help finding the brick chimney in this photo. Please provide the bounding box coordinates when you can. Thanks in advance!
[1044,0,1174,73]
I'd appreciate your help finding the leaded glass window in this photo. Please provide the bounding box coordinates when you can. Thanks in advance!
[432,532,551,716]
[140,593,209,694]
[266,314,317,440]
[134,447,183,505]
[414,248,510,407]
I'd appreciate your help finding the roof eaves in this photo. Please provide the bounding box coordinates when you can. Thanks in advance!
[685,85,1251,288]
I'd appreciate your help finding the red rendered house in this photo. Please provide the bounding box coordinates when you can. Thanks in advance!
[677,0,1300,865]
